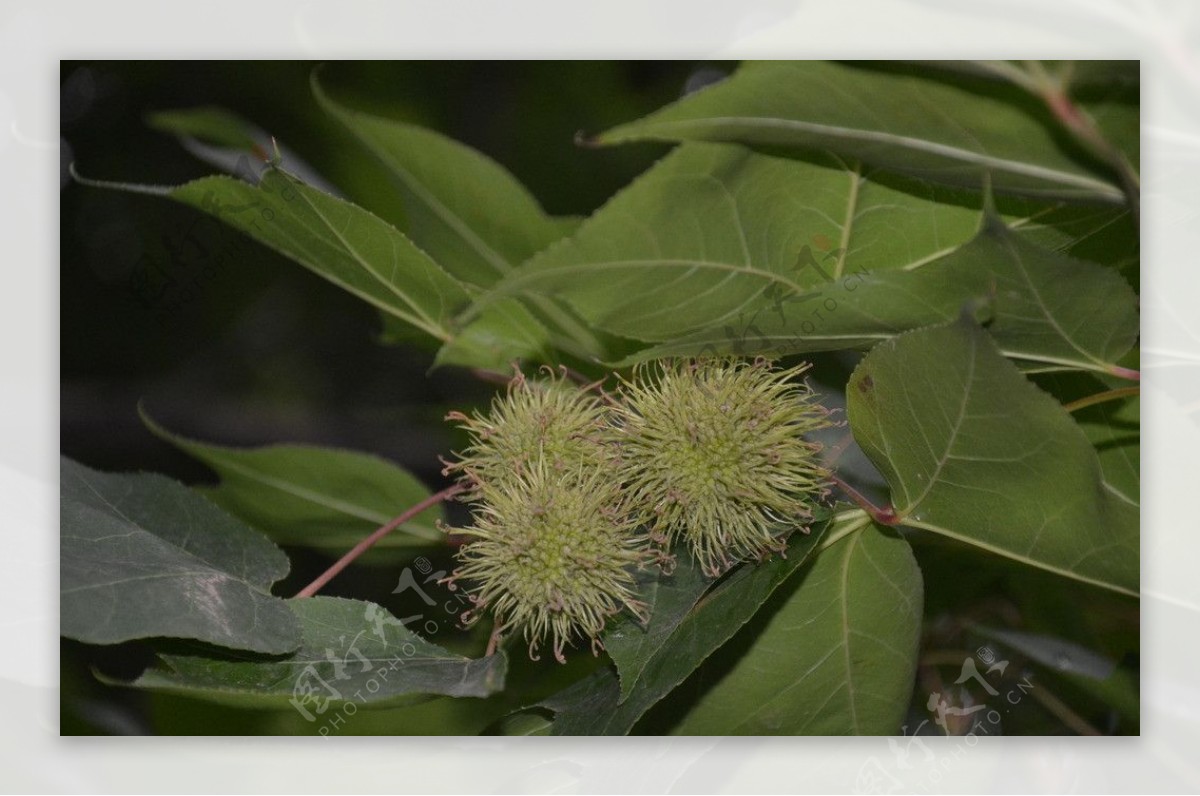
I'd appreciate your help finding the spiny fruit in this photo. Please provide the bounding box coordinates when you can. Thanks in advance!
[442,359,833,660]
[444,368,645,662]
[614,357,834,577]
[443,368,612,492]
[447,459,648,663]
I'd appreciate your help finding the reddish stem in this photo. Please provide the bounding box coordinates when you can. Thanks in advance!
[294,483,466,599]
[1041,87,1140,222]
[1108,365,1141,382]
[829,473,900,526]
[470,368,512,387]
[485,622,504,657]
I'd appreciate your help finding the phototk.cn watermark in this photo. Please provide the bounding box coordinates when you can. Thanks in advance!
[288,556,474,736]
[700,240,871,359]
[125,154,293,328]
[854,645,1036,794]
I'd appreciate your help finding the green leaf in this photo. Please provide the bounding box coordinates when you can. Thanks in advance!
[1031,372,1140,507]
[313,77,601,366]
[147,106,261,151]
[168,168,472,343]
[140,408,444,551]
[596,61,1124,203]
[1010,201,1137,277]
[539,668,622,735]
[432,296,551,372]
[494,711,554,736]
[1078,86,1140,174]
[125,596,507,707]
[1075,393,1139,508]
[313,75,577,288]
[672,523,922,734]
[846,317,1139,596]
[1064,60,1140,89]
[623,215,1140,377]
[60,457,301,654]
[542,514,834,734]
[902,60,1138,94]
[150,691,511,735]
[487,143,1044,343]
[603,549,712,702]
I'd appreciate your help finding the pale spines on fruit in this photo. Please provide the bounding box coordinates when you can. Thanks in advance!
[612,357,834,577]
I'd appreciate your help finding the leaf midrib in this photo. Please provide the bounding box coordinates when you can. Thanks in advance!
[193,175,450,342]
[288,182,450,341]
[896,331,977,516]
[507,257,807,295]
[839,530,863,734]
[608,116,1124,200]
[720,521,871,734]
[905,517,1137,597]
[998,230,1112,371]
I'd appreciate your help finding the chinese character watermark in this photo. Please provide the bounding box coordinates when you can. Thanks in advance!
[702,238,871,360]
[853,645,1036,794]
[291,557,478,736]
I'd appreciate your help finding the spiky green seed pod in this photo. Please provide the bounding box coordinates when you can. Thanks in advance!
[448,460,648,663]
[614,357,834,577]
[443,369,612,492]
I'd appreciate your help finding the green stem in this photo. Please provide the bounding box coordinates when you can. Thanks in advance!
[1063,386,1140,413]
[819,510,872,551]
[1027,682,1103,736]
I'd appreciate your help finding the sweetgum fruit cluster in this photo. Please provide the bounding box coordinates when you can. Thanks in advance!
[443,359,834,662]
